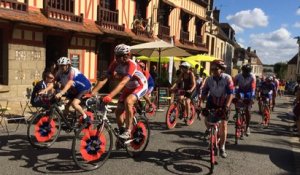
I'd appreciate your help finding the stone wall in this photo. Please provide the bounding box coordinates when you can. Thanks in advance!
[0,44,46,98]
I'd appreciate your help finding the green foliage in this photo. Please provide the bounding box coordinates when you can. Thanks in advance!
[273,62,288,79]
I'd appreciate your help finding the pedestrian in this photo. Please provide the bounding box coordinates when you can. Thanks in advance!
[150,65,158,86]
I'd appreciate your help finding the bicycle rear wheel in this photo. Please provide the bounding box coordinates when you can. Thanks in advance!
[72,121,113,171]
[27,110,61,149]
[126,115,150,157]
[165,103,179,129]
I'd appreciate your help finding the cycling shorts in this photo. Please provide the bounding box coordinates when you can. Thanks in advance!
[178,89,193,99]
[119,84,148,102]
[206,102,229,121]
[146,86,154,96]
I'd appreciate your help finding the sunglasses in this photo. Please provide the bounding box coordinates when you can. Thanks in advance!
[211,67,220,71]
[47,76,54,79]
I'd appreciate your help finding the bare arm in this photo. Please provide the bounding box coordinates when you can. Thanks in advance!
[108,76,131,98]
[91,77,108,95]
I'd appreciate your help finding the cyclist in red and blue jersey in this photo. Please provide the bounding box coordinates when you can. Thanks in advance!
[234,64,256,136]
[257,76,276,111]
[91,44,148,139]
[55,57,92,123]
[199,59,234,158]
[138,61,155,112]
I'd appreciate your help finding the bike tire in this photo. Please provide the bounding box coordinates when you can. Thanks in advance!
[27,110,61,149]
[72,121,113,171]
[185,103,196,126]
[210,128,215,173]
[165,103,178,129]
[126,115,150,157]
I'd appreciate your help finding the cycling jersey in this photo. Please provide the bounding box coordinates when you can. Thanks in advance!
[107,59,147,89]
[107,59,148,101]
[259,81,276,99]
[234,73,256,99]
[57,67,91,93]
[202,73,234,107]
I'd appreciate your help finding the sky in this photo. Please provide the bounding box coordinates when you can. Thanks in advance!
[214,0,300,65]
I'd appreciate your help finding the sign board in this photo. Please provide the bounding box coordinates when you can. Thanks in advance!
[156,87,170,106]
[71,54,80,69]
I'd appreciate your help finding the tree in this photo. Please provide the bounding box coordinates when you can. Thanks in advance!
[273,62,288,79]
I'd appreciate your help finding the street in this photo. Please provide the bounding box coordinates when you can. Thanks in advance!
[0,95,299,175]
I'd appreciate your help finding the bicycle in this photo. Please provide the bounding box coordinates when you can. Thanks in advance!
[232,97,247,145]
[72,95,150,171]
[202,108,223,173]
[260,96,271,128]
[27,95,93,149]
[165,91,196,129]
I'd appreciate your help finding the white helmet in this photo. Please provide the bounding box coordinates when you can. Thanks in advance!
[114,44,131,56]
[57,57,71,65]
[180,62,191,68]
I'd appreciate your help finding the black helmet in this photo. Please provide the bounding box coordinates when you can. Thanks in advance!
[241,64,252,73]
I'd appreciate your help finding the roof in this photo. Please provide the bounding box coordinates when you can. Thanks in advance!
[0,8,102,34]
[288,54,298,64]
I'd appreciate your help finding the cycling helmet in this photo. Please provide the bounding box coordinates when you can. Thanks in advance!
[241,64,252,73]
[211,59,227,70]
[266,76,273,81]
[138,62,146,69]
[114,44,131,56]
[180,62,191,68]
[57,57,71,65]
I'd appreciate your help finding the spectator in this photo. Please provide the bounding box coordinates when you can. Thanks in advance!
[150,65,158,86]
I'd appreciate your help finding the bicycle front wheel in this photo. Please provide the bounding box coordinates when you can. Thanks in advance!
[210,128,215,173]
[185,103,196,126]
[165,103,179,129]
[27,110,61,149]
[126,115,150,157]
[72,121,113,171]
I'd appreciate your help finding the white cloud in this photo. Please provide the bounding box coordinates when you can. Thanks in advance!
[294,22,300,28]
[296,8,300,15]
[248,28,298,64]
[226,8,268,30]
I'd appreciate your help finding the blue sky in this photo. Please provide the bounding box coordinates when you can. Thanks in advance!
[214,0,300,64]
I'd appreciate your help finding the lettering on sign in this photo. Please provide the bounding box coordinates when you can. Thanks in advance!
[15,50,41,61]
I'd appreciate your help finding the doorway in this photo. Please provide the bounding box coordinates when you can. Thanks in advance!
[45,35,67,68]
[0,29,8,84]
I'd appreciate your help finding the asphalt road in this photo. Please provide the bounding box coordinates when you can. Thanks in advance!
[0,95,299,175]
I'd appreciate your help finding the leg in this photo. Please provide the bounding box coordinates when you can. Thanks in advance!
[185,98,191,117]
[124,94,137,131]
[71,98,85,116]
[115,103,125,128]
[219,120,228,158]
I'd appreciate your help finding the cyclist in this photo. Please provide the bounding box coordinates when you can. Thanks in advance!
[257,76,276,121]
[32,70,55,108]
[199,59,234,158]
[91,44,148,139]
[234,64,256,136]
[137,61,155,112]
[272,75,280,111]
[52,57,92,123]
[170,62,196,120]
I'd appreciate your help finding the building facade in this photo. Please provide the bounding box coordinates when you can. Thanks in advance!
[0,0,210,98]
[286,54,297,82]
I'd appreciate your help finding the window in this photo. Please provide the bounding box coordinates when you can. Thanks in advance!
[135,0,147,19]
[47,0,74,13]
[101,0,116,11]
[70,54,80,69]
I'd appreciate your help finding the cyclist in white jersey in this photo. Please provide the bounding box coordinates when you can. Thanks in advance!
[91,44,148,139]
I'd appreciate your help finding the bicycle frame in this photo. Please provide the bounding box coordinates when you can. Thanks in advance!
[205,109,222,173]
[260,97,271,127]
[233,98,246,144]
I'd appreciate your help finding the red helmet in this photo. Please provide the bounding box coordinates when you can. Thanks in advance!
[211,59,227,70]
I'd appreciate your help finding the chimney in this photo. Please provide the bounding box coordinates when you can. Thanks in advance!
[247,47,251,52]
[254,50,256,54]
[213,7,220,22]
